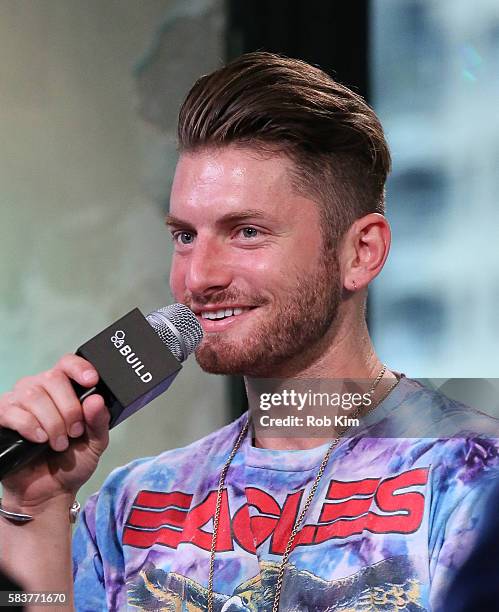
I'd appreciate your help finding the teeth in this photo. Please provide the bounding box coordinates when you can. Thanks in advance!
[201,311,218,320]
[201,307,250,320]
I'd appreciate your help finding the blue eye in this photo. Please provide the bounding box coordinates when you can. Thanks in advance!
[241,227,258,238]
[174,231,194,245]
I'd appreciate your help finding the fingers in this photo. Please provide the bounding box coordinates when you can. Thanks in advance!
[53,353,99,388]
[0,395,47,443]
[81,395,110,454]
[0,354,106,453]
[14,384,69,451]
[39,369,86,441]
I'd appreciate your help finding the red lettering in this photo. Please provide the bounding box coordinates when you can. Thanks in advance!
[123,489,233,552]
[122,468,429,552]
[270,491,304,554]
[319,478,379,524]
[232,503,255,553]
[319,498,373,523]
[315,516,369,542]
[127,507,187,530]
[370,467,428,533]
[123,525,184,549]
[233,488,280,553]
[123,490,193,549]
[315,469,429,540]
[181,490,233,552]
[133,490,192,510]
[326,478,380,500]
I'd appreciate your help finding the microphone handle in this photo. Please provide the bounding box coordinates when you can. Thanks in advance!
[0,380,104,481]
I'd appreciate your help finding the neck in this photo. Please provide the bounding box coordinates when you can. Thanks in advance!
[245,303,395,450]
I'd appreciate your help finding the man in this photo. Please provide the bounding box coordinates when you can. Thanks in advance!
[0,52,498,611]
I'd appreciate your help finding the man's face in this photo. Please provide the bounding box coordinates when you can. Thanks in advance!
[168,146,342,376]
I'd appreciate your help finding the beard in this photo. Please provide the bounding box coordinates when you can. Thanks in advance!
[193,253,341,376]
[184,249,343,377]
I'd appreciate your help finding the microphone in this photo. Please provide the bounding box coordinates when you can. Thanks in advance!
[0,304,203,480]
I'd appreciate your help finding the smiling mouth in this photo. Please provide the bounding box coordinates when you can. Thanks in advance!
[200,306,254,320]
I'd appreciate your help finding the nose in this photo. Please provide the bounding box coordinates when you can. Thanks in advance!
[184,235,233,297]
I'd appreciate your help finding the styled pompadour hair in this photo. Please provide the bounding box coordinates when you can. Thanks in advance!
[177,52,391,248]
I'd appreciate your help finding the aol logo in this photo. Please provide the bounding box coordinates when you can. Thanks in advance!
[111,330,125,349]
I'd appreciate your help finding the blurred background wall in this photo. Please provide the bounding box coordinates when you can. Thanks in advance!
[1,0,498,505]
[0,0,228,505]
[371,0,499,377]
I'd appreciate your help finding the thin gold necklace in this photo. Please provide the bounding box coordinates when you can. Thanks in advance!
[207,365,398,612]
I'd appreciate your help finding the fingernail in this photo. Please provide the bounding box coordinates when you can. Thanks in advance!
[82,370,96,383]
[54,435,69,451]
[69,421,84,437]
[35,428,48,442]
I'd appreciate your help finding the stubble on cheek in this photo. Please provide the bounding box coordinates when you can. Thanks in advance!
[194,252,342,376]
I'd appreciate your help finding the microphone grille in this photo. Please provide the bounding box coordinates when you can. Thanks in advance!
[146,303,203,362]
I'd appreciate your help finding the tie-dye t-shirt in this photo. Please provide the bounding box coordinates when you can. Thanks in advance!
[72,377,499,611]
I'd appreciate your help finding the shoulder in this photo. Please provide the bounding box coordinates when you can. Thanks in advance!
[92,412,248,509]
[380,376,499,439]
[392,380,499,495]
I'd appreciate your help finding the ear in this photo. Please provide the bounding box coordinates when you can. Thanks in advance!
[340,213,391,292]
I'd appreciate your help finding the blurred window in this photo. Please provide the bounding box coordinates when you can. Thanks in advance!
[371,0,499,377]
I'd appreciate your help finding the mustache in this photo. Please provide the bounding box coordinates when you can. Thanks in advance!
[183,289,267,308]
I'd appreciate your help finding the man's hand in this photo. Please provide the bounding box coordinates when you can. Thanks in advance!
[0,354,110,512]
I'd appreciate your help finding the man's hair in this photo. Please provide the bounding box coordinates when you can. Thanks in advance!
[177,52,391,248]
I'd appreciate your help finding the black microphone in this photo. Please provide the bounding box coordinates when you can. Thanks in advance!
[0,304,203,480]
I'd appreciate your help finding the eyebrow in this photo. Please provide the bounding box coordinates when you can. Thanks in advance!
[165,209,278,229]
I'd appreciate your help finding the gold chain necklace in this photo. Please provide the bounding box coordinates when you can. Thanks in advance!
[207,365,398,612]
